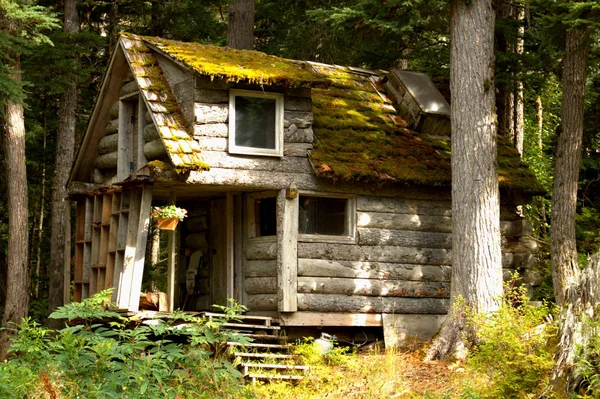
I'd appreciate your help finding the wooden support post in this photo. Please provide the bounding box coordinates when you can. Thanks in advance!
[116,189,142,309]
[226,192,235,301]
[234,194,244,304]
[277,189,298,312]
[64,199,71,304]
[167,192,177,313]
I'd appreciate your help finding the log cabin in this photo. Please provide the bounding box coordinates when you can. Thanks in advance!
[67,32,543,343]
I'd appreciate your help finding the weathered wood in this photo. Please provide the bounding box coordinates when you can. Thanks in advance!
[105,118,119,135]
[502,236,539,253]
[245,242,278,260]
[284,111,312,128]
[197,137,227,151]
[127,185,153,312]
[297,243,452,265]
[279,312,383,327]
[358,228,452,249]
[95,152,118,169]
[245,260,277,277]
[194,123,228,138]
[195,103,228,124]
[245,277,278,295]
[284,143,312,157]
[143,139,168,160]
[143,123,159,142]
[297,294,449,314]
[284,125,314,144]
[357,211,452,233]
[99,133,118,154]
[109,101,119,119]
[187,168,320,191]
[500,219,533,237]
[356,196,451,216]
[195,88,228,103]
[198,151,313,173]
[513,253,536,269]
[298,277,450,298]
[277,190,298,312]
[284,96,312,112]
[297,258,451,281]
[120,80,138,97]
[246,294,278,311]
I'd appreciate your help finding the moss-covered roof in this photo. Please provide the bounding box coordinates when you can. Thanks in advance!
[119,32,542,194]
[120,33,208,170]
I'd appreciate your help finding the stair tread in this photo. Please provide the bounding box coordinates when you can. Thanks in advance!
[227,341,292,349]
[234,352,296,359]
[222,322,280,330]
[241,363,310,370]
[203,312,274,321]
[241,333,288,341]
[246,373,304,381]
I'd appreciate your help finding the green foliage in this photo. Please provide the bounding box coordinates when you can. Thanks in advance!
[0,291,252,399]
[465,280,556,398]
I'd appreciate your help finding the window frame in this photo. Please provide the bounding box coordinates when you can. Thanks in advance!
[229,89,284,157]
[297,191,357,244]
[246,191,279,243]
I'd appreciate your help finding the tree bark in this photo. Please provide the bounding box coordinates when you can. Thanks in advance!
[551,27,590,306]
[48,0,78,327]
[514,4,525,156]
[0,58,30,360]
[426,0,502,361]
[227,0,254,50]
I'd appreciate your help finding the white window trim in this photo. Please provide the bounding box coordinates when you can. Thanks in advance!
[229,89,284,157]
[297,191,357,244]
[246,191,278,243]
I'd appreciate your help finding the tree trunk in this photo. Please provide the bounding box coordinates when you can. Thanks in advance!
[227,0,255,50]
[426,0,502,361]
[0,59,30,360]
[48,0,78,327]
[551,27,590,306]
[514,3,525,156]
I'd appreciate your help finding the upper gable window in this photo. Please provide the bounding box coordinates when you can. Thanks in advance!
[229,90,283,157]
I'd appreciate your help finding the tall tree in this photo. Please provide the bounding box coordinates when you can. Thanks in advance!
[426,0,502,360]
[227,0,254,49]
[48,0,78,325]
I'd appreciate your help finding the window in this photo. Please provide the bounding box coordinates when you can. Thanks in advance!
[247,192,277,240]
[229,90,284,157]
[298,194,356,243]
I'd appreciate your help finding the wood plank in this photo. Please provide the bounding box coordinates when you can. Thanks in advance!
[297,277,450,298]
[358,228,452,249]
[297,243,452,265]
[298,259,451,281]
[356,196,451,216]
[277,189,298,312]
[357,211,452,233]
[279,312,383,327]
[127,185,153,312]
[297,294,449,314]
[244,260,277,277]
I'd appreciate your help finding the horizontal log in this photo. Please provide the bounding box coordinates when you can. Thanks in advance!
[105,118,119,135]
[500,206,522,221]
[284,97,312,112]
[513,253,536,269]
[503,236,539,253]
[245,260,277,277]
[500,219,533,237]
[245,242,278,260]
[279,312,383,327]
[245,277,277,295]
[298,277,450,298]
[297,294,449,314]
[195,88,228,103]
[194,123,228,138]
[186,168,320,191]
[199,151,314,174]
[284,111,312,128]
[99,133,118,154]
[120,80,138,97]
[284,125,314,144]
[195,103,228,124]
[357,211,452,233]
[197,137,227,151]
[357,196,451,216]
[95,151,118,169]
[297,243,452,265]
[145,111,153,124]
[298,259,451,281]
[358,228,452,249]
[246,294,278,311]
[109,101,119,119]
[144,123,159,142]
[144,139,167,160]
[284,143,312,157]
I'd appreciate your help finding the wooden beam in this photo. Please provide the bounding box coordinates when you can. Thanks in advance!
[279,312,383,327]
[167,193,177,313]
[226,192,235,301]
[127,184,153,311]
[277,189,298,312]
[116,190,141,309]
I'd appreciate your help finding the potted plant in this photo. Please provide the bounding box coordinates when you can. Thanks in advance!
[151,205,187,230]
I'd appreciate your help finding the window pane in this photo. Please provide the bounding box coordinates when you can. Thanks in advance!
[255,197,276,237]
[299,196,347,236]
[235,96,276,149]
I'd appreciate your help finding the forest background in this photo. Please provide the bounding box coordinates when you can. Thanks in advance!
[0,0,600,370]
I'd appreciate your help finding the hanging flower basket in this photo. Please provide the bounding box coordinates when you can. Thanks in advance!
[151,205,187,230]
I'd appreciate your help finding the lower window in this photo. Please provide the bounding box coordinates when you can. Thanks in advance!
[298,194,355,242]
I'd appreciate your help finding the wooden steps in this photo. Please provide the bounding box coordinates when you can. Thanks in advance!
[202,312,309,383]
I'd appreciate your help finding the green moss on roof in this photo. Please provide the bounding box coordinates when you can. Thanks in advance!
[137,34,330,88]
